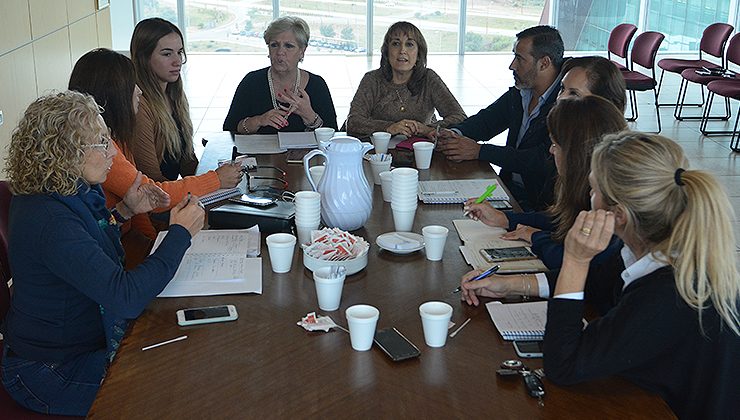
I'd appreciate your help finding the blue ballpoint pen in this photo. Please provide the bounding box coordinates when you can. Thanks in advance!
[452,265,501,294]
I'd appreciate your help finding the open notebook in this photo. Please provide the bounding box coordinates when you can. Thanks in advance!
[486,301,547,341]
[454,219,547,273]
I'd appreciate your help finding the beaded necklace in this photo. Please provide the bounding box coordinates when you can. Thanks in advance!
[268,67,301,110]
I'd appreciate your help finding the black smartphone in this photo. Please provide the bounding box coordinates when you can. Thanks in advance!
[513,340,543,358]
[480,246,537,262]
[374,327,421,362]
[229,193,277,208]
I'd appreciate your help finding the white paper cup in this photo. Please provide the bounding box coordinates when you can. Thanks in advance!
[314,266,346,311]
[308,165,325,183]
[371,132,392,154]
[314,127,335,144]
[370,159,392,185]
[345,304,380,351]
[422,225,449,261]
[266,233,297,273]
[295,225,316,245]
[419,301,453,347]
[392,207,416,232]
[413,141,435,170]
[391,167,419,179]
[294,190,321,204]
[379,171,393,202]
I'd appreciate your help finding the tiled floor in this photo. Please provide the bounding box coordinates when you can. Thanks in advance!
[182,53,740,253]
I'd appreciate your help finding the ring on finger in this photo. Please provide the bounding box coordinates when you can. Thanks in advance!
[580,227,592,236]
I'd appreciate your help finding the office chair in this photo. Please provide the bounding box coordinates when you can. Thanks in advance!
[607,23,638,71]
[623,31,666,132]
[702,79,740,152]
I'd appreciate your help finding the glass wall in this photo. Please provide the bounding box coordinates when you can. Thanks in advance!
[373,0,461,54]
[645,0,731,50]
[464,0,546,53]
[135,0,738,54]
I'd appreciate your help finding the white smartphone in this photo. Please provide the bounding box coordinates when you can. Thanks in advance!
[176,305,238,326]
[513,340,543,358]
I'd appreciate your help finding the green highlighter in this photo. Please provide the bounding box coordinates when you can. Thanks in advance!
[474,184,497,204]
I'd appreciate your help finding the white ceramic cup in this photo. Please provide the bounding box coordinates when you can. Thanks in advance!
[379,171,393,202]
[392,207,416,232]
[422,225,449,261]
[313,266,346,311]
[413,141,435,170]
[345,304,380,351]
[315,127,335,145]
[371,132,392,154]
[308,165,325,184]
[419,301,453,347]
[370,159,392,185]
[266,233,297,273]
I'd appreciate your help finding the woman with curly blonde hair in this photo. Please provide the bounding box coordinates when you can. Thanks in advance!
[1,91,205,416]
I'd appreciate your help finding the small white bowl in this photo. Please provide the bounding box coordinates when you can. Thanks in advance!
[302,247,369,275]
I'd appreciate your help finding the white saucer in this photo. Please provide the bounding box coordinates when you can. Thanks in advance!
[376,232,425,254]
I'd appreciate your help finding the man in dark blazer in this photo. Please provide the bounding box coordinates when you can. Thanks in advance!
[437,26,564,211]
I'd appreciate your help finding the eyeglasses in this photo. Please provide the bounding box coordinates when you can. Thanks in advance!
[84,134,112,153]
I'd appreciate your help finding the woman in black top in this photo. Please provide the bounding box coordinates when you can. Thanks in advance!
[223,16,337,134]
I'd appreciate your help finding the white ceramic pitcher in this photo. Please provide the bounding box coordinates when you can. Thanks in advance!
[304,136,374,231]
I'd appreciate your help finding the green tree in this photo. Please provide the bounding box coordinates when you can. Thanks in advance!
[244,20,253,31]
[320,24,335,38]
[465,32,484,52]
[341,26,354,40]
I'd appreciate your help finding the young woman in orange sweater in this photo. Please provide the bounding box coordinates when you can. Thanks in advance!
[68,48,242,266]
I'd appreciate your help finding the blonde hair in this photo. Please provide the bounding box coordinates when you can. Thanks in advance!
[130,18,194,162]
[5,91,104,196]
[592,131,740,335]
[263,16,310,48]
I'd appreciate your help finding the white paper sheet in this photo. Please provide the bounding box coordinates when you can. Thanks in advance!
[278,132,318,149]
[234,134,285,154]
[152,228,263,297]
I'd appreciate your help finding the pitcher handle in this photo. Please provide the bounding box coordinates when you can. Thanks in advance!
[303,149,327,191]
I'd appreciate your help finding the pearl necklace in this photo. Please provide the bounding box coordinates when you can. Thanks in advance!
[268,67,301,111]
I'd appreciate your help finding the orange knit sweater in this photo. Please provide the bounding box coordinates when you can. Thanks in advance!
[103,141,220,240]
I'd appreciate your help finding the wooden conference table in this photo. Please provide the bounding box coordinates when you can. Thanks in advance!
[89,133,674,419]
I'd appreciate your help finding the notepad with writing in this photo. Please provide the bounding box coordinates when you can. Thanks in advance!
[485,301,547,341]
[199,187,242,206]
[417,179,509,204]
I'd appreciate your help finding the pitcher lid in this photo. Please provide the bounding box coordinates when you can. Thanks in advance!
[326,136,363,152]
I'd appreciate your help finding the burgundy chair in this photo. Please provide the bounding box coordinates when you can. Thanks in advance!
[0,181,84,419]
[607,23,638,71]
[623,31,666,132]
[701,79,740,152]
[676,33,740,121]
[656,22,734,108]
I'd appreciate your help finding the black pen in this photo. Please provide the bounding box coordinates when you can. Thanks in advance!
[186,192,192,205]
[452,265,501,294]
[231,145,238,164]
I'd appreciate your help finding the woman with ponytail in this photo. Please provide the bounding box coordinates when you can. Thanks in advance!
[461,132,740,418]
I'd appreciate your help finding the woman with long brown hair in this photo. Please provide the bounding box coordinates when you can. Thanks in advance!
[464,95,627,269]
[130,18,199,182]
[346,21,466,139]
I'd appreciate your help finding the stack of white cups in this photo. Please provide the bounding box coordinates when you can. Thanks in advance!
[294,191,321,245]
[390,168,419,232]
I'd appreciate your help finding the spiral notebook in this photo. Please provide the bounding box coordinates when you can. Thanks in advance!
[485,301,547,341]
[200,187,242,206]
[417,179,509,204]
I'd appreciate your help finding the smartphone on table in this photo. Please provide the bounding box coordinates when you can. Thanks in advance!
[176,305,238,326]
[480,246,537,263]
[374,327,421,361]
[513,340,543,358]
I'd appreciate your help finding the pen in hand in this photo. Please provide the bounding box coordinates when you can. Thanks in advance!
[463,184,498,217]
[452,265,500,294]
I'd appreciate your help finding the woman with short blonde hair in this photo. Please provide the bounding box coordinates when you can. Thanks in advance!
[223,16,338,134]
